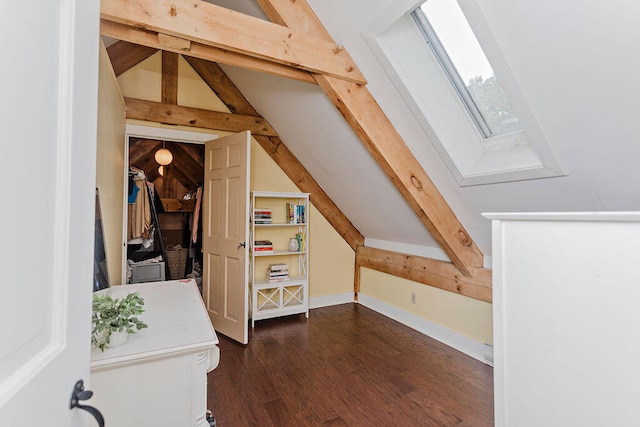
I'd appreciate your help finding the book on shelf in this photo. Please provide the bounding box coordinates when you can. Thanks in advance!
[254,208,272,224]
[266,261,289,281]
[253,239,274,253]
[286,202,306,224]
[267,271,289,278]
[268,263,288,271]
[295,232,306,252]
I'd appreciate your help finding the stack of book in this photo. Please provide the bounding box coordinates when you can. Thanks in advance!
[254,208,272,224]
[253,240,273,253]
[267,263,289,283]
[286,202,306,224]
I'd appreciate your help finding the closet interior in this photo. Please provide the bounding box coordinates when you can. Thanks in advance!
[126,138,205,290]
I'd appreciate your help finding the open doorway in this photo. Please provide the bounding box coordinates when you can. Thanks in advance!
[122,125,217,289]
[122,125,252,343]
[126,138,204,287]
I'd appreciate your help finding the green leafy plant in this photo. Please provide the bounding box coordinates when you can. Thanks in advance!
[92,292,148,351]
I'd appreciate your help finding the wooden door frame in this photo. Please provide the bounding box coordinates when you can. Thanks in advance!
[121,124,218,283]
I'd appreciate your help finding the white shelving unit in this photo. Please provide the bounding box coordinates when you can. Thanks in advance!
[250,191,309,327]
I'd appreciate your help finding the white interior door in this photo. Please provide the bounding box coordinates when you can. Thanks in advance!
[0,0,100,425]
[202,131,251,344]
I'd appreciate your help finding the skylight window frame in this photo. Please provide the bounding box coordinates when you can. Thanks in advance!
[411,7,494,138]
[361,0,565,186]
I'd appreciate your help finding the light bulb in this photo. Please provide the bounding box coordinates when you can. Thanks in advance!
[155,148,173,165]
[158,165,164,176]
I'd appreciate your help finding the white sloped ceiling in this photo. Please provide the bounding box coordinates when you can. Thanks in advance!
[206,0,640,264]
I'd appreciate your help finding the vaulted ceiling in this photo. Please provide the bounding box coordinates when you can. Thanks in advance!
[102,0,494,302]
[102,0,640,304]
[129,138,204,189]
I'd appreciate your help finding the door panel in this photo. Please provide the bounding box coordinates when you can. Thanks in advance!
[206,253,222,313]
[202,131,250,344]
[0,0,100,425]
[227,176,242,239]
[225,258,241,321]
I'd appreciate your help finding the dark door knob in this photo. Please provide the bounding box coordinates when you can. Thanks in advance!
[238,242,246,249]
[70,379,105,427]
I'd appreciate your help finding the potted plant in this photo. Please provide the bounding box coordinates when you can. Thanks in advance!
[92,291,148,351]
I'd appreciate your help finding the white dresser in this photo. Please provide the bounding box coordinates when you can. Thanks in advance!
[90,280,220,427]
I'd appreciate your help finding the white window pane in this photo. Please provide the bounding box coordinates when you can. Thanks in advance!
[418,0,521,136]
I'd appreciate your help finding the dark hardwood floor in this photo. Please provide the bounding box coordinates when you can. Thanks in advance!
[207,303,493,426]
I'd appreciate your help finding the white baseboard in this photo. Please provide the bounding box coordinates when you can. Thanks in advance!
[356,294,489,364]
[309,292,354,309]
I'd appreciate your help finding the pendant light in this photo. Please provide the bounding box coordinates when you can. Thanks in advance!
[155,141,173,166]
[158,165,164,176]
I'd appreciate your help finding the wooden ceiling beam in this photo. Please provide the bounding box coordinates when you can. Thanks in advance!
[184,57,253,116]
[168,157,200,189]
[256,0,332,39]
[124,97,279,137]
[162,51,179,104]
[129,139,160,167]
[257,0,484,276]
[319,78,483,276]
[101,20,315,85]
[170,144,204,184]
[100,0,365,84]
[130,140,203,190]
[184,56,365,250]
[106,40,157,76]
[173,142,204,168]
[356,246,492,303]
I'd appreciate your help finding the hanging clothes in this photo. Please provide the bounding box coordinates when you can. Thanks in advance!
[128,184,139,204]
[128,177,152,241]
[191,186,203,244]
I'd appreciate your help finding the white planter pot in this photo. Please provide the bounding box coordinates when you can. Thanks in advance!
[94,329,129,349]
[108,330,129,347]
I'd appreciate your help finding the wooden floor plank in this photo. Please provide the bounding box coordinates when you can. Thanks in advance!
[207,304,493,426]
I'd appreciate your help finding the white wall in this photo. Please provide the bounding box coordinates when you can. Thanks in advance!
[306,0,640,258]
[214,0,640,263]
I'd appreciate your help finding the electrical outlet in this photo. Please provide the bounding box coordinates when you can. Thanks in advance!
[410,292,416,304]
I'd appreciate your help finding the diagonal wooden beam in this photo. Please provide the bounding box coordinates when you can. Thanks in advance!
[257,0,484,276]
[256,0,332,39]
[129,139,160,167]
[356,246,492,303]
[183,57,251,115]
[183,56,365,250]
[101,20,316,85]
[318,78,484,276]
[161,51,179,104]
[106,40,157,76]
[100,0,366,84]
[124,97,279,137]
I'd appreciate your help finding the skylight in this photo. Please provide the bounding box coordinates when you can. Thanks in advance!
[412,0,521,138]
[361,0,564,185]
